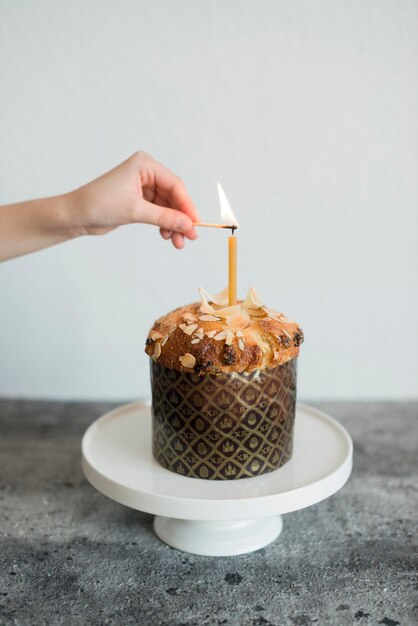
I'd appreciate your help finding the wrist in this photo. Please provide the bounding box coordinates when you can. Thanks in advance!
[63,188,89,238]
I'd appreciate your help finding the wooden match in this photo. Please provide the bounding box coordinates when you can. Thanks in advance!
[193,222,237,230]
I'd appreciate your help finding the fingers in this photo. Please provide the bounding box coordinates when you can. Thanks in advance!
[159,228,172,240]
[171,232,185,249]
[185,228,198,240]
[146,158,200,224]
[159,227,197,250]
[140,200,194,233]
[159,227,197,241]
[134,152,200,249]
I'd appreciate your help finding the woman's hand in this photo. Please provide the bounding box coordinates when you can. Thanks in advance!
[70,151,199,249]
[0,152,200,261]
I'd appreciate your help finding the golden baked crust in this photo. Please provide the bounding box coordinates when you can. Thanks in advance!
[145,288,303,374]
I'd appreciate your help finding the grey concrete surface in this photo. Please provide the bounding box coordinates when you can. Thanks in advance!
[0,400,416,626]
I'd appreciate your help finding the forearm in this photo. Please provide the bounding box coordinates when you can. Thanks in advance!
[0,193,80,261]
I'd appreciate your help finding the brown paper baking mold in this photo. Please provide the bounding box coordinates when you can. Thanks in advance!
[150,358,297,480]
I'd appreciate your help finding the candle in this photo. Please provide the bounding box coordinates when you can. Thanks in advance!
[217,183,239,305]
[228,231,237,305]
[217,183,239,306]
[196,183,239,305]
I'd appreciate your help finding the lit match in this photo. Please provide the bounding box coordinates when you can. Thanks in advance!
[193,222,237,230]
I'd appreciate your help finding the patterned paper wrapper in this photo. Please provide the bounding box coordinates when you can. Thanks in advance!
[150,357,297,480]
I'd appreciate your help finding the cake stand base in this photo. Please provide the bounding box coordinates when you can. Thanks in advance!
[82,402,352,557]
[153,515,283,556]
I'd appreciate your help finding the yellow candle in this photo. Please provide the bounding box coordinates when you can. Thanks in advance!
[228,233,237,306]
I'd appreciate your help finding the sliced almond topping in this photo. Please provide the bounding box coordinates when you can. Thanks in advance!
[248,309,265,317]
[183,312,197,322]
[243,286,263,310]
[281,328,292,339]
[226,310,251,329]
[161,334,169,347]
[199,314,221,322]
[179,353,196,368]
[182,323,198,335]
[263,307,282,320]
[238,338,245,351]
[168,323,177,334]
[191,338,201,344]
[214,331,227,341]
[200,302,215,315]
[236,330,243,337]
[198,288,217,314]
[225,330,234,346]
[150,330,163,341]
[211,287,229,306]
[205,330,217,338]
[273,349,280,360]
[180,322,198,335]
[154,342,161,358]
[198,287,242,318]
[198,286,229,307]
[212,304,241,318]
[195,327,204,337]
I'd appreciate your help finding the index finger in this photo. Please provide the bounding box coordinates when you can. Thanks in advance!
[150,159,200,223]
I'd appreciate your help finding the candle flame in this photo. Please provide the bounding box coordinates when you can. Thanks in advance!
[217,182,239,228]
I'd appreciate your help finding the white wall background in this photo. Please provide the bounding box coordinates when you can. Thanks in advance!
[0,0,417,401]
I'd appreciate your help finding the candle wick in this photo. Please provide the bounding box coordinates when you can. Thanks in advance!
[230,226,237,235]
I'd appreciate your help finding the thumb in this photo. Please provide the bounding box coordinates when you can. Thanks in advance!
[137,200,194,233]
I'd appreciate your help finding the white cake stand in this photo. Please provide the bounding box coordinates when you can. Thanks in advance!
[81,402,352,557]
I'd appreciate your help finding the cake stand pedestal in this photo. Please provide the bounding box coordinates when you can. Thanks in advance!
[82,402,352,557]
